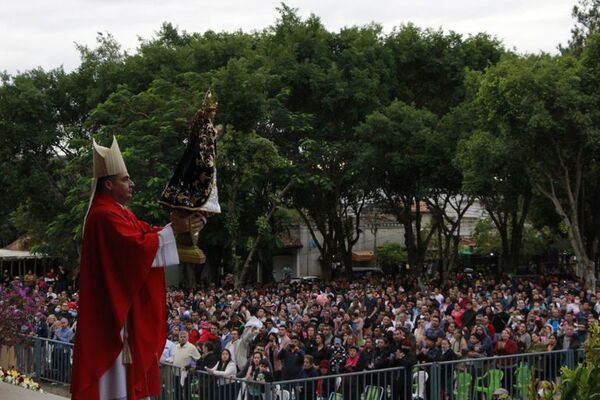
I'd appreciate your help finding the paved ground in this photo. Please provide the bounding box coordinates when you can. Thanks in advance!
[0,382,67,399]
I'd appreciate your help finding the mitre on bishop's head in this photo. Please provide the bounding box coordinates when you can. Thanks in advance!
[84,136,129,225]
[92,136,128,178]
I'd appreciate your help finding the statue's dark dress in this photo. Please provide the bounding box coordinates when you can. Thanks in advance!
[159,111,218,212]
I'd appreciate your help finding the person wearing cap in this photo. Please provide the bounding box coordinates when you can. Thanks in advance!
[71,137,204,400]
[329,336,348,374]
[316,359,335,399]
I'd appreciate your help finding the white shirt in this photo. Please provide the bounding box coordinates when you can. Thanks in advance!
[172,342,201,368]
[161,339,175,363]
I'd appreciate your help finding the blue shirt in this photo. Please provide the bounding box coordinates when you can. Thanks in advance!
[54,327,74,343]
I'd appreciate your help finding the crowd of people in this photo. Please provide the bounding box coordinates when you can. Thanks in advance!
[5,265,599,399]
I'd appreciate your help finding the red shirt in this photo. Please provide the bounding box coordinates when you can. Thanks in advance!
[188,329,201,344]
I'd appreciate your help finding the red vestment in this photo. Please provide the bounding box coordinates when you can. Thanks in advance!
[71,193,166,400]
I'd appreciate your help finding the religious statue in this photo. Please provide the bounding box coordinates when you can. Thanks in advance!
[158,91,221,263]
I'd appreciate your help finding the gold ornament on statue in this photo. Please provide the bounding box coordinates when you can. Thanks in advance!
[159,90,221,264]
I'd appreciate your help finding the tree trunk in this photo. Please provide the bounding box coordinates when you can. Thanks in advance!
[486,192,531,275]
[238,180,293,286]
[536,179,596,292]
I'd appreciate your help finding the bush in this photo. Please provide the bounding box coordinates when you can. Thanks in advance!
[531,321,600,400]
[0,283,45,346]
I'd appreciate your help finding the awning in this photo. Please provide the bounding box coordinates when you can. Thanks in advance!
[0,249,45,260]
[352,250,374,263]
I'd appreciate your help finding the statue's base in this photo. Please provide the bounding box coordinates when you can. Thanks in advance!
[176,243,206,265]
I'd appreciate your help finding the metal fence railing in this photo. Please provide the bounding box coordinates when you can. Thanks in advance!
[3,336,587,400]
[155,349,584,400]
[8,336,75,385]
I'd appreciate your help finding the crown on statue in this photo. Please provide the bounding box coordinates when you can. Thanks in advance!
[202,90,217,113]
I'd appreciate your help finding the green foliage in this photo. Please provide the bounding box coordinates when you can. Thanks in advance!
[532,321,600,399]
[471,219,502,255]
[564,0,600,55]
[376,242,407,268]
[472,218,570,257]
[14,5,600,287]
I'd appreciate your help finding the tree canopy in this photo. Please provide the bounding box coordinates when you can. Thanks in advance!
[2,5,600,288]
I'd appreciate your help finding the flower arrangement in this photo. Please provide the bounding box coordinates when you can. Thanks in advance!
[0,366,43,392]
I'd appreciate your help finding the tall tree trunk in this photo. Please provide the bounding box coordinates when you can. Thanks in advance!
[297,207,336,281]
[239,180,293,286]
[536,167,596,291]
[426,193,474,282]
[486,192,531,275]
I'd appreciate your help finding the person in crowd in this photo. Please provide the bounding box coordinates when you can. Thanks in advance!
[450,329,469,356]
[18,259,600,399]
[278,339,305,380]
[316,359,336,399]
[264,332,282,381]
[246,358,273,400]
[24,270,37,288]
[461,302,477,330]
[329,337,348,374]
[308,333,331,365]
[494,329,519,356]
[53,317,74,343]
[184,320,200,345]
[558,323,582,350]
[170,331,201,400]
[516,322,532,351]
[439,338,459,398]
[206,349,237,400]
[343,346,361,373]
[296,355,319,400]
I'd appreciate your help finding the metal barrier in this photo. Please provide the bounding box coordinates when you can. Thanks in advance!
[5,337,588,399]
[7,336,74,385]
[159,349,585,400]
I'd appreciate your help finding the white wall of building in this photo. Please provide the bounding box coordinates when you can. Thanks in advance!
[273,199,488,279]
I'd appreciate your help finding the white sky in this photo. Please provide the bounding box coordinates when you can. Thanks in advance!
[1,0,576,75]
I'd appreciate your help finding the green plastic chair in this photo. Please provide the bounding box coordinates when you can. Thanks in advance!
[514,363,532,400]
[362,385,384,400]
[474,369,504,400]
[454,371,473,400]
[327,392,344,400]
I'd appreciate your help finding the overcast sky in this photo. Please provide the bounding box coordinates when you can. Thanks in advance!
[1,0,576,75]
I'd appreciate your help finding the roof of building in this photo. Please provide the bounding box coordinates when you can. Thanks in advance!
[0,249,46,260]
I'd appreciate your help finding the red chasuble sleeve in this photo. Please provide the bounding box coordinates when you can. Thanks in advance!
[71,193,167,400]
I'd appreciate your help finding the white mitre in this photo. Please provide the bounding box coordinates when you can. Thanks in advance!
[92,136,128,178]
[83,137,129,225]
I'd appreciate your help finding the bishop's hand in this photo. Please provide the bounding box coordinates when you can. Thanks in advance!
[170,211,206,234]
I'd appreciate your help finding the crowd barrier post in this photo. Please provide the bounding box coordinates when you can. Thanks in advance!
[428,363,441,400]
[33,337,42,381]
[565,349,575,370]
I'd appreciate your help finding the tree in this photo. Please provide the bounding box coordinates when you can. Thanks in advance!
[0,68,81,259]
[473,51,599,288]
[0,283,45,346]
[260,6,387,277]
[455,127,532,274]
[425,106,478,279]
[563,0,600,55]
[356,101,440,274]
[216,128,287,284]
[376,242,407,274]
